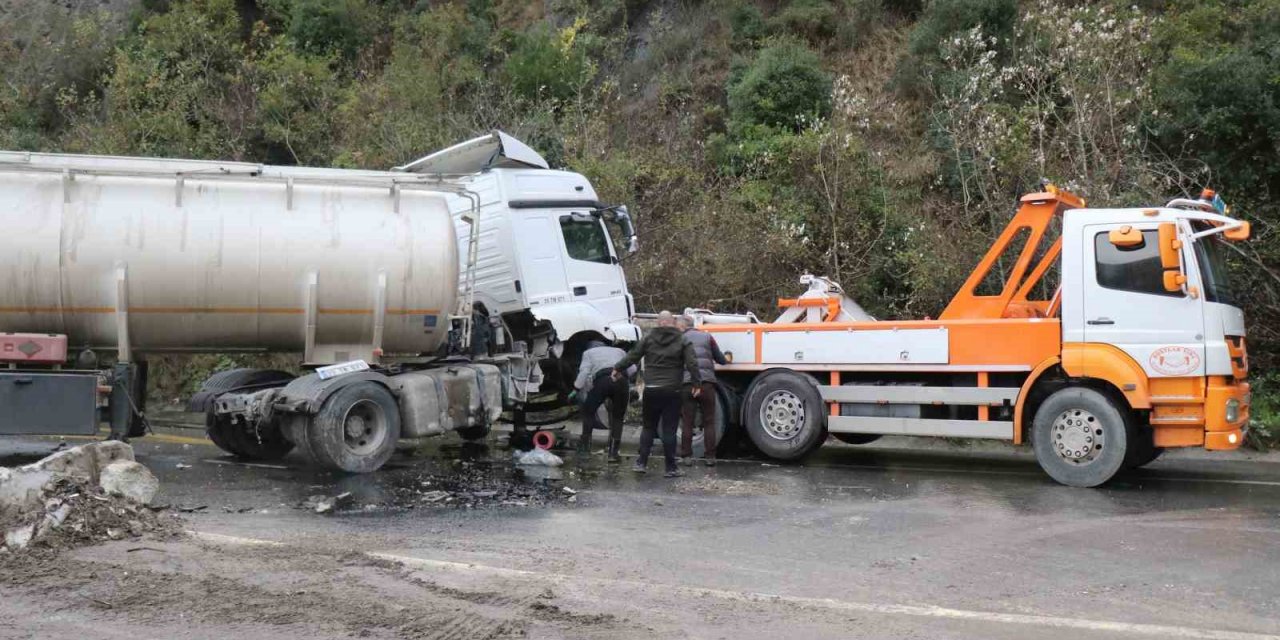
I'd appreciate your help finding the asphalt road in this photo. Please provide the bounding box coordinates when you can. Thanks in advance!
[3,427,1280,639]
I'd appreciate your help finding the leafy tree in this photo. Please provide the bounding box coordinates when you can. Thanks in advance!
[726,39,832,131]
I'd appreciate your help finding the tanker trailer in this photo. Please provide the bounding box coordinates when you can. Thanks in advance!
[0,149,540,472]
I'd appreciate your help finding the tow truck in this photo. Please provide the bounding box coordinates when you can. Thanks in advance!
[698,186,1251,486]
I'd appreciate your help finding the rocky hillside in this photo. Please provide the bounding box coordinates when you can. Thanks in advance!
[2,0,1279,442]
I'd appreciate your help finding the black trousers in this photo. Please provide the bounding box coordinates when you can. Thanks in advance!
[637,386,682,472]
[580,370,628,442]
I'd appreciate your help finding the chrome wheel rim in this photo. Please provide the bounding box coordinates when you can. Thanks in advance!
[1052,409,1104,465]
[760,390,805,441]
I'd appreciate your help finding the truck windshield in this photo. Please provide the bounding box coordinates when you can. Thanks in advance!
[1191,225,1236,306]
[560,215,613,264]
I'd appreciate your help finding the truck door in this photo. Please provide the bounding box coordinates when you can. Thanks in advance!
[556,212,630,328]
[511,214,570,308]
[1082,223,1205,378]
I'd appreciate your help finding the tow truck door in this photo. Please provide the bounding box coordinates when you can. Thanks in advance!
[1081,222,1206,378]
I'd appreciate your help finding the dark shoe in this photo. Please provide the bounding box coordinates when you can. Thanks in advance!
[607,439,622,463]
[632,461,647,474]
[704,458,716,467]
[664,469,685,478]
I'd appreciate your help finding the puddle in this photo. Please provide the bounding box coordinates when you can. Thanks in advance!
[296,444,585,514]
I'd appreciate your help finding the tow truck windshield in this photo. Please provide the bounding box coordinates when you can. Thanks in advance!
[1192,223,1236,306]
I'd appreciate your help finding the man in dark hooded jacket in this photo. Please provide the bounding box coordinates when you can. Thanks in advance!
[612,311,701,477]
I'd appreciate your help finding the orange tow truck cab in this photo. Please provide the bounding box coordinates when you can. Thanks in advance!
[697,186,1251,487]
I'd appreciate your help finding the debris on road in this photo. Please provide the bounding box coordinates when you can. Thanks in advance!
[675,477,781,496]
[292,458,579,515]
[306,492,354,514]
[1,443,178,553]
[517,448,564,467]
[99,460,159,505]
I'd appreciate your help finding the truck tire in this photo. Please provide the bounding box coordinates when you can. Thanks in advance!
[306,382,401,473]
[206,413,239,455]
[743,371,826,461]
[456,423,492,442]
[672,386,732,458]
[227,419,294,461]
[1031,387,1130,487]
[832,433,882,445]
[207,414,294,460]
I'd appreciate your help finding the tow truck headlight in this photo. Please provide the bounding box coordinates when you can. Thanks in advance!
[1225,398,1241,423]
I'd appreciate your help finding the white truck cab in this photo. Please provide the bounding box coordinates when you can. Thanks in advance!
[396,132,641,394]
[1062,195,1249,385]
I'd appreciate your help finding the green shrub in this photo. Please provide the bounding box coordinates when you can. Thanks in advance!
[726,40,832,131]
[286,0,371,60]
[728,4,767,44]
[770,0,839,42]
[1246,373,1280,450]
[503,25,595,103]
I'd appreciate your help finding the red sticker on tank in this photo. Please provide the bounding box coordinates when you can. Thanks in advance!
[1149,346,1200,376]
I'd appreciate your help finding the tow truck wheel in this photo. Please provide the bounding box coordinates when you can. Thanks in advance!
[307,382,401,473]
[1031,387,1130,487]
[743,371,826,461]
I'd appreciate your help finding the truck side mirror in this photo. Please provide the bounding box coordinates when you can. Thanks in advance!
[1162,271,1186,292]
[1224,221,1251,241]
[1156,222,1188,293]
[1157,222,1181,269]
[1108,225,1143,248]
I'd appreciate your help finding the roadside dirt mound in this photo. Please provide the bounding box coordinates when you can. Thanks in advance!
[1,477,183,554]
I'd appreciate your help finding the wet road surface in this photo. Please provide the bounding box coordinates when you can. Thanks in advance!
[3,427,1280,639]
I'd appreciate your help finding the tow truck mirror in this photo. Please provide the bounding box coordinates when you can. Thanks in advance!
[1224,221,1251,241]
[1108,225,1143,248]
[1157,223,1181,270]
[1163,271,1186,292]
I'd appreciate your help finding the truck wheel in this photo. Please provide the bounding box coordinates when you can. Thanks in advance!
[743,371,826,461]
[1125,426,1163,468]
[307,382,401,473]
[1031,387,1130,487]
[681,387,731,458]
[226,419,294,461]
[456,423,491,442]
[207,414,294,460]
[206,413,241,456]
[832,433,882,445]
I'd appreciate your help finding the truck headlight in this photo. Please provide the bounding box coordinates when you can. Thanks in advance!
[1225,398,1240,423]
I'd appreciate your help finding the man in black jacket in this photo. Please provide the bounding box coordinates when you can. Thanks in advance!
[612,311,702,477]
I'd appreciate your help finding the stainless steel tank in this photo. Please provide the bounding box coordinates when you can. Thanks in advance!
[0,152,459,363]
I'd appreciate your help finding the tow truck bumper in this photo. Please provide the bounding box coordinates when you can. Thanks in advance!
[1204,378,1250,450]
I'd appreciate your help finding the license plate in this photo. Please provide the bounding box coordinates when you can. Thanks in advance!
[316,360,370,380]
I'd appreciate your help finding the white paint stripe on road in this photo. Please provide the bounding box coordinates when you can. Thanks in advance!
[201,458,291,470]
[192,530,1280,640]
[189,531,285,547]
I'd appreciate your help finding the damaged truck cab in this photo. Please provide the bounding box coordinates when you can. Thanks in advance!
[0,132,641,473]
